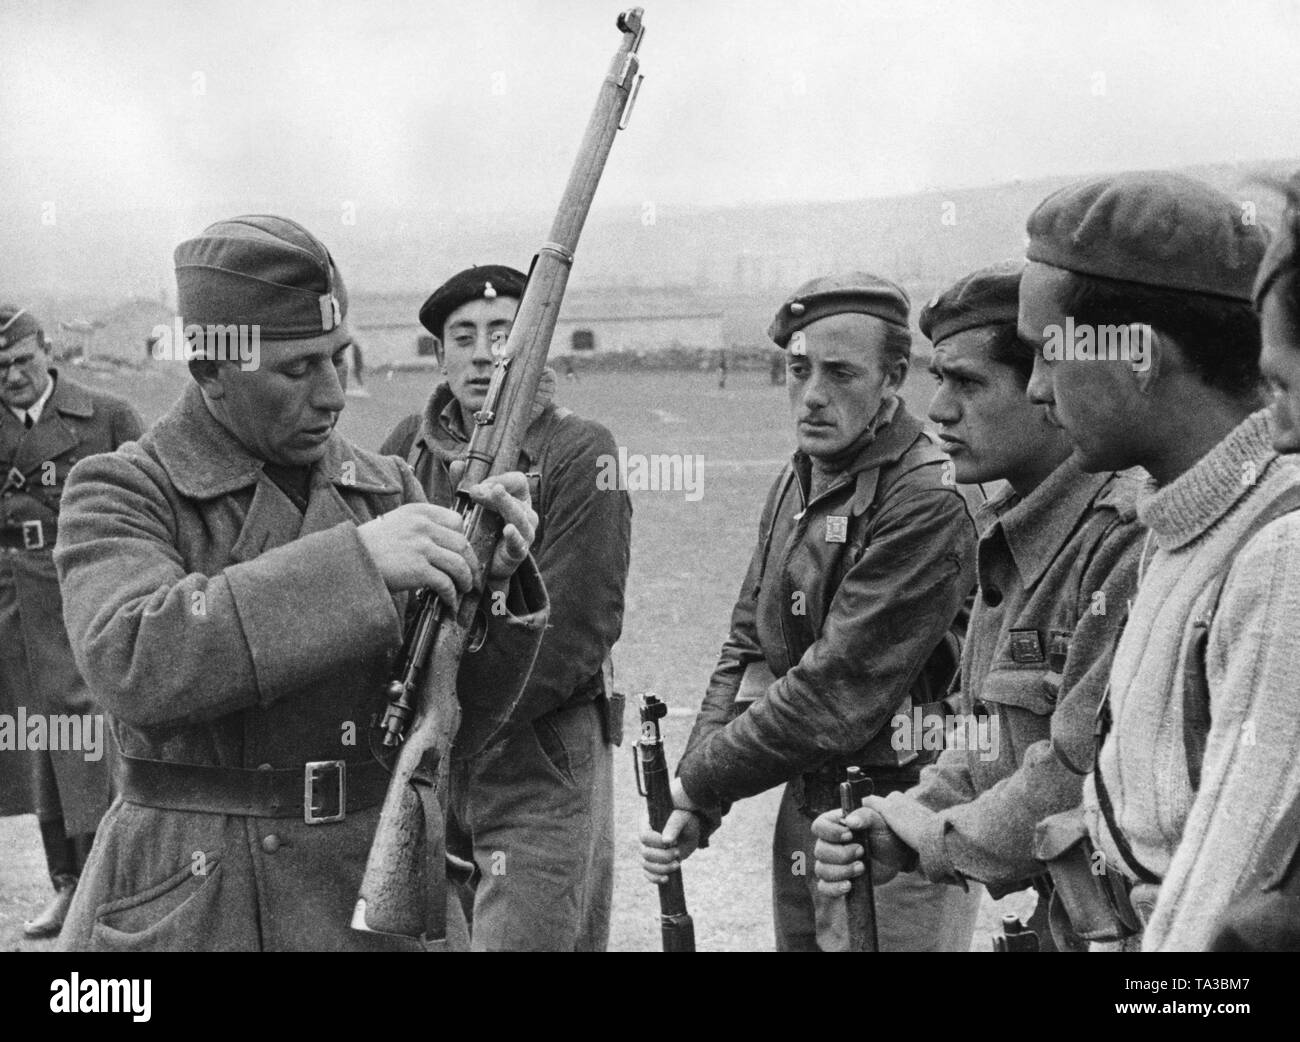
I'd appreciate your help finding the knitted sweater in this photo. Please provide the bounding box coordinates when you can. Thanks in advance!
[1084,410,1300,951]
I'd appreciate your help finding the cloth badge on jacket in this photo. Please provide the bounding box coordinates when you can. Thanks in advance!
[1008,629,1044,664]
[825,515,848,543]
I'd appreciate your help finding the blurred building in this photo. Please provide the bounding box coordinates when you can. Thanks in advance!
[346,287,725,367]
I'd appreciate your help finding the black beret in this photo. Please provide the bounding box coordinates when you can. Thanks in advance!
[0,306,42,350]
[1026,171,1266,302]
[767,272,910,349]
[1254,174,1300,308]
[920,260,1023,345]
[419,265,528,338]
[174,215,348,339]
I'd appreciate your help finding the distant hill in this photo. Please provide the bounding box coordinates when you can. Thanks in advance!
[7,157,1296,352]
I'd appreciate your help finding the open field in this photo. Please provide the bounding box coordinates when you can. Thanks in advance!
[1,362,1034,951]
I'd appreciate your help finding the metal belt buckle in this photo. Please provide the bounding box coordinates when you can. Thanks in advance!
[21,519,44,550]
[304,760,346,824]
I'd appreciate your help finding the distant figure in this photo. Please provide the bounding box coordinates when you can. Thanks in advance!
[717,348,728,389]
[345,338,370,397]
[770,349,786,385]
[351,339,364,386]
[563,356,580,383]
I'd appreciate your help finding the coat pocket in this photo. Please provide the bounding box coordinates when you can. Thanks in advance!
[978,667,1056,717]
[89,854,225,952]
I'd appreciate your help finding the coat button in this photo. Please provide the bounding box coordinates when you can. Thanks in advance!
[261,834,281,854]
[983,586,1003,607]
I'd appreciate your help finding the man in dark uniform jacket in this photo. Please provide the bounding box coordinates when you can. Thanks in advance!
[0,306,143,938]
[641,273,983,951]
[381,265,631,951]
[52,218,548,951]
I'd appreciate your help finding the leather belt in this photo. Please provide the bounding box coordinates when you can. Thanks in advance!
[118,754,391,824]
[1,520,55,550]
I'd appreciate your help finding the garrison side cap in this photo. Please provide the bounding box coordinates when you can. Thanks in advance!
[174,214,348,340]
[0,306,42,349]
[768,271,911,349]
[1025,171,1267,302]
[419,264,528,338]
[919,260,1023,345]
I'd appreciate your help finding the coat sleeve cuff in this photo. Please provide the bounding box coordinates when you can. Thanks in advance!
[225,522,401,706]
[880,790,967,889]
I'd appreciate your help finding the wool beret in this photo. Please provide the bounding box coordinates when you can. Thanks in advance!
[1254,175,1300,308]
[767,272,910,349]
[174,215,348,339]
[0,306,42,350]
[419,265,528,338]
[920,260,1023,345]
[1025,171,1266,302]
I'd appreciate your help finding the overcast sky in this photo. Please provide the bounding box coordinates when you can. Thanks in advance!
[2,0,1298,223]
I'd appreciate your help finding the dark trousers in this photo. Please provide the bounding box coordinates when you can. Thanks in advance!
[445,698,615,951]
[38,816,94,889]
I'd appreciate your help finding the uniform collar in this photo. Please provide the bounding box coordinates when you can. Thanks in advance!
[48,370,95,418]
[984,456,1116,590]
[416,368,557,459]
[5,369,93,426]
[792,397,925,512]
[150,382,400,500]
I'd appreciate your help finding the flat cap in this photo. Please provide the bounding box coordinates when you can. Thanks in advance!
[1025,171,1266,302]
[768,272,910,349]
[1254,174,1300,308]
[920,260,1023,345]
[174,215,348,339]
[0,306,42,350]
[419,265,527,338]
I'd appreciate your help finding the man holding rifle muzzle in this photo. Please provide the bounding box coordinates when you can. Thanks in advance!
[50,215,548,951]
[381,266,631,951]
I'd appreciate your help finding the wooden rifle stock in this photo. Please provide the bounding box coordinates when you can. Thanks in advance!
[353,8,647,941]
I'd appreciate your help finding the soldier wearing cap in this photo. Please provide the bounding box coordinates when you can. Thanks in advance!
[51,217,548,951]
[640,272,982,951]
[0,306,142,939]
[810,263,1145,951]
[1015,171,1300,950]
[380,264,631,951]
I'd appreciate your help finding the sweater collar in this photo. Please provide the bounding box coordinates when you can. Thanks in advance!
[1138,409,1279,551]
[150,382,401,499]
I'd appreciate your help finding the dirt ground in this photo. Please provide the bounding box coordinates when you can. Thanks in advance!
[1,361,1037,951]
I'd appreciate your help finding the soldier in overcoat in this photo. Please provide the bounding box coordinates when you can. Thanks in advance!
[52,216,548,951]
[0,305,143,938]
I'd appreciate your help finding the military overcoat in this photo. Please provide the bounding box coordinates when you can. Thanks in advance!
[52,383,547,951]
[0,372,142,831]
